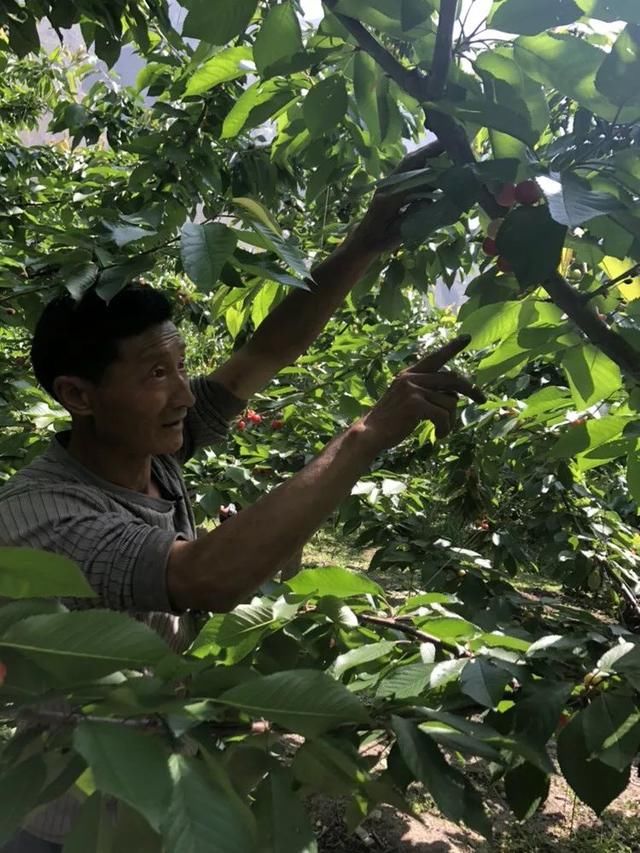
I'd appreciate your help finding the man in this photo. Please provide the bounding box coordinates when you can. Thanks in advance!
[0,148,485,850]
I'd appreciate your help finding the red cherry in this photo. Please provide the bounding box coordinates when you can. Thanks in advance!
[0,661,7,685]
[515,180,542,206]
[482,237,498,257]
[496,184,517,208]
[271,419,284,430]
[248,412,262,425]
[237,419,246,431]
[557,712,570,730]
[497,256,513,274]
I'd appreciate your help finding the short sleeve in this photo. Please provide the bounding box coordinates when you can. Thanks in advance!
[0,486,180,613]
[177,377,246,463]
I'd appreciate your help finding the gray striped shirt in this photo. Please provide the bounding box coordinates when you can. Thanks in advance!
[0,376,244,842]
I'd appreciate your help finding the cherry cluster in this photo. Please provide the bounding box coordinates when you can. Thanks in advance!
[482,180,544,273]
[237,409,284,432]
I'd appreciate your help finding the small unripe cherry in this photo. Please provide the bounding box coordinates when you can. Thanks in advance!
[482,237,498,257]
[497,256,513,274]
[237,419,246,431]
[515,180,542,206]
[496,184,517,208]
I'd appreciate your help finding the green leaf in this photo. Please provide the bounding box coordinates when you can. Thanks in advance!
[303,75,348,137]
[181,223,237,292]
[558,711,630,814]
[434,98,538,146]
[0,548,95,599]
[513,681,572,748]
[540,172,624,228]
[596,24,640,108]
[184,47,255,97]
[218,670,370,737]
[353,52,386,144]
[233,196,282,233]
[333,640,397,679]
[391,716,491,837]
[0,755,47,844]
[0,610,176,681]
[514,33,640,122]
[489,0,582,35]
[182,0,258,45]
[248,221,312,282]
[253,766,318,853]
[577,0,640,23]
[63,792,113,853]
[551,414,628,459]
[65,262,99,300]
[292,737,368,795]
[460,658,511,709]
[286,566,383,599]
[162,755,257,853]
[401,198,464,246]
[73,723,172,832]
[496,206,567,287]
[504,762,550,820]
[221,79,299,139]
[460,300,521,348]
[581,693,640,771]
[562,345,623,408]
[627,452,640,503]
[253,3,303,77]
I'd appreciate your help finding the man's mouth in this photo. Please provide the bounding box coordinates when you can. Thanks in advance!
[164,419,184,429]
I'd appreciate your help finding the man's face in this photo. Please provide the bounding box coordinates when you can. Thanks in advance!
[87,321,195,457]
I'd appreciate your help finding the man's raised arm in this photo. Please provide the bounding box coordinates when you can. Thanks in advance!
[209,141,445,401]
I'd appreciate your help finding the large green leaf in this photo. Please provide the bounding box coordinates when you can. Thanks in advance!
[253,3,303,77]
[180,223,237,291]
[475,48,549,138]
[434,98,538,146]
[496,205,567,287]
[561,344,622,408]
[0,610,176,680]
[182,0,258,45]
[391,716,491,837]
[550,414,629,459]
[577,0,640,22]
[558,711,630,814]
[184,47,254,97]
[218,670,369,737]
[581,693,640,771]
[0,548,95,600]
[292,737,368,795]
[353,52,388,144]
[489,0,582,34]
[286,566,383,599]
[514,33,639,122]
[253,767,318,853]
[540,172,625,229]
[0,755,47,844]
[596,24,640,108]
[221,79,299,139]
[73,723,172,832]
[332,640,397,679]
[460,658,511,709]
[504,761,550,820]
[63,792,113,853]
[162,755,257,853]
[627,452,640,504]
[303,75,348,137]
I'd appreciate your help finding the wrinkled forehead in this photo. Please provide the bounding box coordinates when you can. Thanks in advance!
[115,321,185,364]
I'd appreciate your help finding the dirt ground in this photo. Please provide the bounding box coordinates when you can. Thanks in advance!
[313,766,640,852]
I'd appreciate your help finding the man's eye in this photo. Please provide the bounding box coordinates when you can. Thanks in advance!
[152,367,166,378]
[178,359,186,372]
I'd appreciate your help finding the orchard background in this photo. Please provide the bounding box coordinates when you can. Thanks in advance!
[1,0,640,850]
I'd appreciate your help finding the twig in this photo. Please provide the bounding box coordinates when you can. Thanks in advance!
[1,707,271,735]
[582,262,640,302]
[360,613,471,657]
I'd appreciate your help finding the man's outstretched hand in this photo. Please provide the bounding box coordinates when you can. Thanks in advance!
[348,139,445,254]
[361,335,485,451]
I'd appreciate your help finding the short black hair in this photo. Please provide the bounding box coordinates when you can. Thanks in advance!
[31,284,174,398]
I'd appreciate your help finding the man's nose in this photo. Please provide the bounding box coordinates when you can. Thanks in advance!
[173,371,196,409]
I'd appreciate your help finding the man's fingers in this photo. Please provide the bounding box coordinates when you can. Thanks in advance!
[414,335,472,374]
[406,371,486,405]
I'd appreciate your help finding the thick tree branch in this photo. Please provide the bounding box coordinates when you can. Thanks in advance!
[327,0,640,383]
[425,0,457,99]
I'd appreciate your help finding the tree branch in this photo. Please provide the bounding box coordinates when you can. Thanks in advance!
[425,0,457,99]
[329,0,640,383]
[360,613,471,657]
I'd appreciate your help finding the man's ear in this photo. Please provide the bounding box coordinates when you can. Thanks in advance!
[52,376,95,417]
